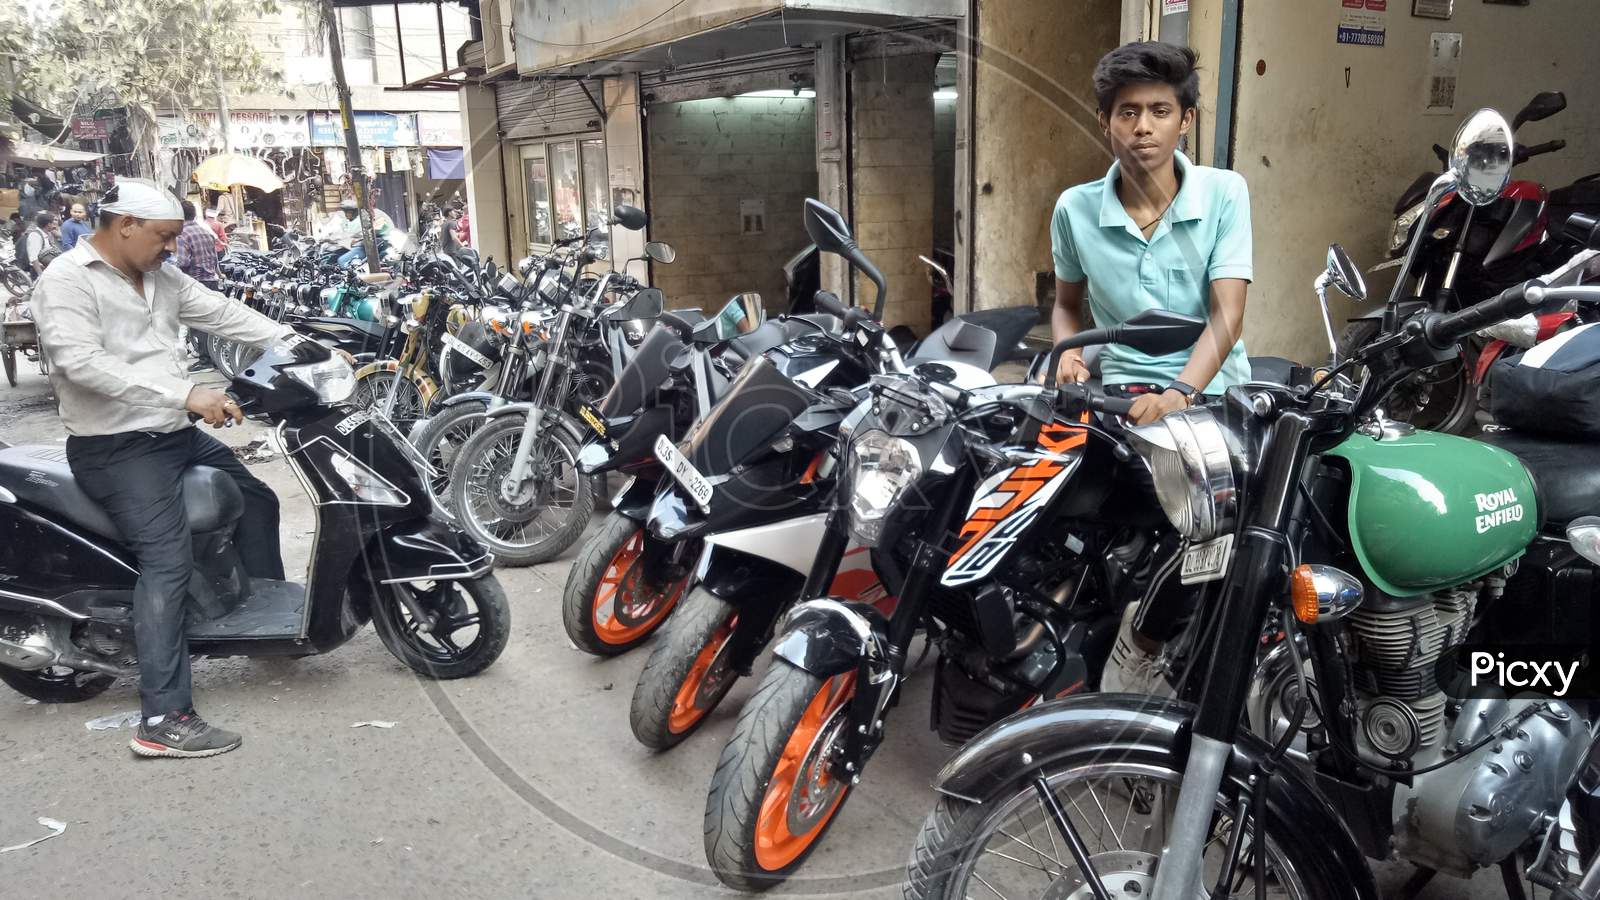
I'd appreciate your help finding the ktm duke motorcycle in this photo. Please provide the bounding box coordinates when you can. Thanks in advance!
[695,206,1207,890]
[1348,90,1600,433]
[905,110,1600,900]
[0,339,509,704]
[623,202,1043,755]
[561,292,842,655]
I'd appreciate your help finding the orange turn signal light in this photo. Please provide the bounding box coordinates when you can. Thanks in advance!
[1288,564,1363,625]
[1291,565,1319,624]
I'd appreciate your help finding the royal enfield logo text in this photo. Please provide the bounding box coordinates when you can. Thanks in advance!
[1473,488,1524,534]
[1469,651,1581,697]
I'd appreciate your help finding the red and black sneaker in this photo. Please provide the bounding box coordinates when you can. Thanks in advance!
[131,710,242,759]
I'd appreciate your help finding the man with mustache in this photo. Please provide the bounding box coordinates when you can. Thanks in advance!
[32,180,289,758]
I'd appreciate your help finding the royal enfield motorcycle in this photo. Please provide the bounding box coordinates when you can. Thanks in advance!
[0,338,509,704]
[904,109,1600,900]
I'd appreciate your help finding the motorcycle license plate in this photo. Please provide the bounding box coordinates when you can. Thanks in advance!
[1180,534,1234,585]
[578,404,607,437]
[655,434,714,512]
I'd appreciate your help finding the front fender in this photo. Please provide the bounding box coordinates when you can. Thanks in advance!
[366,517,494,583]
[771,598,889,678]
[353,359,399,380]
[480,402,587,444]
[933,694,1379,900]
[437,390,502,410]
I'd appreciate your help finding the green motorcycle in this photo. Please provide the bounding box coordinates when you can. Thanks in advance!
[905,108,1600,900]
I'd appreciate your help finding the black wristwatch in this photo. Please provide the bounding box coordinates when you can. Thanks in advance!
[1165,380,1198,403]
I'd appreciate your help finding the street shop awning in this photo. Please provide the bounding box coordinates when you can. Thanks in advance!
[4,140,105,167]
[514,0,961,76]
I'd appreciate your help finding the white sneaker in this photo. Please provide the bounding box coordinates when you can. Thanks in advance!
[1100,602,1172,697]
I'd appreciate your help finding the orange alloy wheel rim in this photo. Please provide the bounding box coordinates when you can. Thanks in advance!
[667,614,738,734]
[752,672,858,871]
[592,530,687,645]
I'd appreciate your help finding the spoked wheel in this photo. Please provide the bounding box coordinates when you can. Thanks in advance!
[704,660,858,890]
[905,757,1337,900]
[1340,319,1477,434]
[450,415,595,566]
[210,335,238,379]
[0,664,115,703]
[630,588,740,749]
[351,370,427,433]
[410,401,489,506]
[563,512,692,656]
[227,341,263,378]
[2,347,16,387]
[368,575,510,679]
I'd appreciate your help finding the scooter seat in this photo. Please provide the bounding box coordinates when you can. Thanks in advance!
[0,445,244,542]
[1477,430,1600,529]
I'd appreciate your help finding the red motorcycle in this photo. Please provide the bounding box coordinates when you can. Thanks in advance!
[1343,90,1600,432]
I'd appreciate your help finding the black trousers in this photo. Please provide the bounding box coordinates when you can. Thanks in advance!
[66,427,284,717]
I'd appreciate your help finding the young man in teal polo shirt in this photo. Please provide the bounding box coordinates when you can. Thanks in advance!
[1051,41,1252,425]
[1052,42,1253,693]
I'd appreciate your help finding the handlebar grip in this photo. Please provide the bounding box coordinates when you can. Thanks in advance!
[1094,396,1138,417]
[812,290,847,318]
[842,307,873,332]
[1425,279,1542,347]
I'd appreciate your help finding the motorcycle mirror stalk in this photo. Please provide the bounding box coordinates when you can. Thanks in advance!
[1044,309,1206,387]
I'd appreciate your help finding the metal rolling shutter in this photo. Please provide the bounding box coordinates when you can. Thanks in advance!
[496,79,604,140]
[637,48,815,105]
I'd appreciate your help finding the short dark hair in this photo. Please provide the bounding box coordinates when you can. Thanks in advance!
[97,211,121,230]
[1093,42,1200,115]
[33,211,56,228]
[181,200,197,221]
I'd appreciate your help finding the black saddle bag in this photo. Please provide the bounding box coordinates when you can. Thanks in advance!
[1490,322,1600,439]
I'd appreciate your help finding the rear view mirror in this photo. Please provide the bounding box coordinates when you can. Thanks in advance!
[711,292,764,340]
[803,198,887,320]
[1044,310,1205,387]
[1325,244,1367,301]
[617,288,664,321]
[1513,91,1566,132]
[613,205,648,231]
[1450,109,1514,207]
[644,241,676,264]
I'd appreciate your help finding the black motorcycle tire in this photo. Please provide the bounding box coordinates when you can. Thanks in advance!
[410,400,489,505]
[369,574,510,679]
[629,587,738,749]
[1339,318,1477,434]
[904,741,1348,900]
[449,415,595,567]
[563,511,688,657]
[0,664,116,703]
[704,658,858,891]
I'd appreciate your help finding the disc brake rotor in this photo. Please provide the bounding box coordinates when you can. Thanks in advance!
[787,702,851,836]
[692,636,735,709]
[1041,850,1157,900]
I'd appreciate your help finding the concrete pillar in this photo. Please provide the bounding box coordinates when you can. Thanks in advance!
[815,38,850,302]
[851,52,938,335]
[604,75,647,278]
[460,83,510,265]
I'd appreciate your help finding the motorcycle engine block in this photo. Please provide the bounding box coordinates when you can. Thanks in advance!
[1392,696,1587,877]
[1345,587,1478,757]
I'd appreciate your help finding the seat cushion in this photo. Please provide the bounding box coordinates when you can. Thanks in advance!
[1477,430,1600,530]
[0,445,243,541]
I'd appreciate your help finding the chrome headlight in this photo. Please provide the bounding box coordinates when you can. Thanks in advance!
[326,450,409,506]
[1126,406,1237,541]
[845,429,923,547]
[286,355,357,404]
[1389,201,1425,253]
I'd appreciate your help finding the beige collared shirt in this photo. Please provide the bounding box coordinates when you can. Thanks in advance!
[32,238,289,436]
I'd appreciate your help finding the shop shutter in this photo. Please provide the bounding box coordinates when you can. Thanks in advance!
[496,79,605,140]
[638,48,815,105]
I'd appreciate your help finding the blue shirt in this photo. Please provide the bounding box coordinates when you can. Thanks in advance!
[1050,152,1253,393]
[59,218,91,252]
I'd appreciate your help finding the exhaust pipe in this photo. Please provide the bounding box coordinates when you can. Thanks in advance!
[0,617,133,677]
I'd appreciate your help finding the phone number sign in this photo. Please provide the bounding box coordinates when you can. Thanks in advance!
[1338,0,1387,46]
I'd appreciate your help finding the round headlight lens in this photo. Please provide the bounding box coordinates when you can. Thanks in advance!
[846,429,923,547]
[1128,406,1236,542]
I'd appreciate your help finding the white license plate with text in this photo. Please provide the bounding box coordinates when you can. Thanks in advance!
[655,434,714,512]
[1180,534,1234,585]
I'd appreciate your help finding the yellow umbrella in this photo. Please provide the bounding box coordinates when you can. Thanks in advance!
[191,152,285,192]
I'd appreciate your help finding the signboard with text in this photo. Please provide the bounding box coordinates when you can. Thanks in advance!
[309,111,419,147]
[1338,0,1388,45]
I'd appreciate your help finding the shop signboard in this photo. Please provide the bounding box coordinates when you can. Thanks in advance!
[309,111,419,147]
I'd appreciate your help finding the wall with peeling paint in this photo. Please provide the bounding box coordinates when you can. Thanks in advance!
[968,0,1122,321]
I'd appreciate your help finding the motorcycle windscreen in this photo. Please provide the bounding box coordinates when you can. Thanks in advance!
[686,355,811,477]
[597,324,681,419]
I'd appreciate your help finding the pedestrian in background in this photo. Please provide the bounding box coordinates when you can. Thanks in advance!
[59,203,92,252]
[23,211,60,276]
[173,201,221,289]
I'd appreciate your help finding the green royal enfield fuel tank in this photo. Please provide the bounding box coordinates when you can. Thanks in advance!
[1325,428,1538,597]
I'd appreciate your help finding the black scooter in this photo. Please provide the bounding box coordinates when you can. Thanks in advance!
[0,339,509,703]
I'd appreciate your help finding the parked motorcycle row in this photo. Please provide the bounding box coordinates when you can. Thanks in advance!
[4,104,1600,898]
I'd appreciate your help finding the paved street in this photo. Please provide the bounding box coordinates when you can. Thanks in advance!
[0,367,1517,898]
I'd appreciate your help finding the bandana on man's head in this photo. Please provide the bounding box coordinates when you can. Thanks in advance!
[98,179,184,221]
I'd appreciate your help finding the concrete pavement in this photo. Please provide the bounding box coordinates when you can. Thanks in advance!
[0,365,1518,898]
